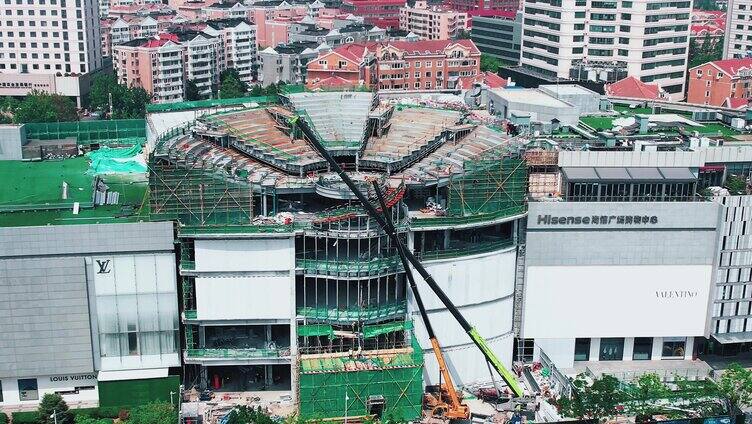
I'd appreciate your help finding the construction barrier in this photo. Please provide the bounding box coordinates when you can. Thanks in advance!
[24,120,146,144]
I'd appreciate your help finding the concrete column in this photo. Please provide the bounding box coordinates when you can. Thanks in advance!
[684,337,694,360]
[288,236,298,403]
[589,338,600,362]
[198,325,206,348]
[622,337,634,361]
[652,337,663,359]
[266,325,272,345]
[443,229,450,249]
[265,365,273,387]
[200,366,209,389]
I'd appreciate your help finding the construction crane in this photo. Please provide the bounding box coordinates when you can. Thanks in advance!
[291,117,527,409]
[373,181,469,419]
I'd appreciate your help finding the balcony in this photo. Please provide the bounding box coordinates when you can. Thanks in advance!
[184,348,291,364]
[297,256,403,277]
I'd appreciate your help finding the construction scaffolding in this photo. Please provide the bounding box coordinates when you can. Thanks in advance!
[24,120,146,145]
[298,337,424,422]
[148,154,255,226]
[446,158,528,218]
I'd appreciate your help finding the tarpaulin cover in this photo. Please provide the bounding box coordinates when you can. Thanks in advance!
[362,320,413,339]
[86,144,147,175]
[298,324,335,339]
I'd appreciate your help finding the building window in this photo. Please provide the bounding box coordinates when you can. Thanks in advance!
[599,338,624,361]
[633,337,652,360]
[574,338,590,361]
[0,380,3,402]
[18,379,38,401]
[662,337,686,359]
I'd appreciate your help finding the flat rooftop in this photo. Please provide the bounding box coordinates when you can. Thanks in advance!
[0,157,149,227]
[492,88,573,108]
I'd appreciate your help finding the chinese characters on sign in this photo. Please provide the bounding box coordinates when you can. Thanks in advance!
[537,215,659,225]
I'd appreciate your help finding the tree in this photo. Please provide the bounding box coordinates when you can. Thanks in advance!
[127,403,177,424]
[14,91,78,123]
[89,75,150,119]
[695,0,723,10]
[249,84,264,97]
[73,415,111,424]
[37,394,73,424]
[185,79,202,101]
[718,363,752,408]
[225,406,275,424]
[688,33,724,68]
[480,54,503,73]
[725,174,748,195]
[219,68,248,99]
[558,374,622,420]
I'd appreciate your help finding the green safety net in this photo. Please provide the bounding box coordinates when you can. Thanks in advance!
[24,120,146,144]
[146,96,277,113]
[299,324,335,339]
[86,144,147,175]
[362,320,413,339]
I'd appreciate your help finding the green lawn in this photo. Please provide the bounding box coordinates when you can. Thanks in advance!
[0,157,150,226]
[692,122,741,136]
[0,157,93,207]
[580,116,617,130]
[613,105,653,115]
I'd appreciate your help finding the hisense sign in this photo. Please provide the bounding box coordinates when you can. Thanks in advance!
[537,214,659,225]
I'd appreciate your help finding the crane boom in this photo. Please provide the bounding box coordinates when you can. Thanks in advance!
[373,181,468,419]
[293,115,525,399]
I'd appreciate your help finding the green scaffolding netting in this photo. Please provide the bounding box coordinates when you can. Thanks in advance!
[446,158,527,217]
[146,96,277,113]
[297,302,407,323]
[86,144,147,175]
[299,324,336,339]
[299,340,424,422]
[363,321,413,339]
[24,120,146,144]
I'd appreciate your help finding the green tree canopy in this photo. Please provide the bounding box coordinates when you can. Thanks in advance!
[37,394,73,424]
[127,402,177,424]
[14,91,78,123]
[185,79,202,101]
[89,75,151,119]
[718,363,752,408]
[220,68,248,99]
[480,54,503,73]
[688,34,724,68]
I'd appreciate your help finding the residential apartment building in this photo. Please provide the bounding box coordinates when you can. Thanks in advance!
[0,0,104,106]
[399,1,468,40]
[687,58,752,108]
[445,0,519,12]
[470,11,522,65]
[203,19,258,84]
[113,37,185,103]
[723,0,752,58]
[305,39,481,90]
[259,41,325,86]
[340,0,405,29]
[520,0,692,99]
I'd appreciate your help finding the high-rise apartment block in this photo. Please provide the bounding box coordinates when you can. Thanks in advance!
[723,0,752,58]
[520,0,691,99]
[0,0,105,106]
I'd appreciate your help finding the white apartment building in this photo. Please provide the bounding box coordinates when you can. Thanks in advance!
[203,19,258,85]
[182,32,221,99]
[520,0,691,99]
[723,0,752,58]
[0,0,105,106]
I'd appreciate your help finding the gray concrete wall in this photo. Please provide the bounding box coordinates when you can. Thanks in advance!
[0,222,174,258]
[0,124,26,161]
[0,257,94,378]
[527,201,721,267]
[0,222,175,379]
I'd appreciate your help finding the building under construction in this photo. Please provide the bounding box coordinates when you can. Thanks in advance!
[147,91,527,420]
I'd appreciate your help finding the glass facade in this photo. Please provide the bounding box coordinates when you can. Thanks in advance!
[574,338,591,361]
[94,255,179,359]
[633,337,652,360]
[599,337,624,360]
[662,337,686,359]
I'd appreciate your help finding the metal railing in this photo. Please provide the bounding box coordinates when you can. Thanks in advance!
[297,256,403,276]
[411,205,527,228]
[416,238,515,261]
[185,347,290,359]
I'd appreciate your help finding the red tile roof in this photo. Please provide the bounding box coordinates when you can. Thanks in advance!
[605,76,663,100]
[333,42,377,62]
[309,76,361,90]
[457,71,507,89]
[691,24,724,35]
[725,97,750,110]
[708,58,752,77]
